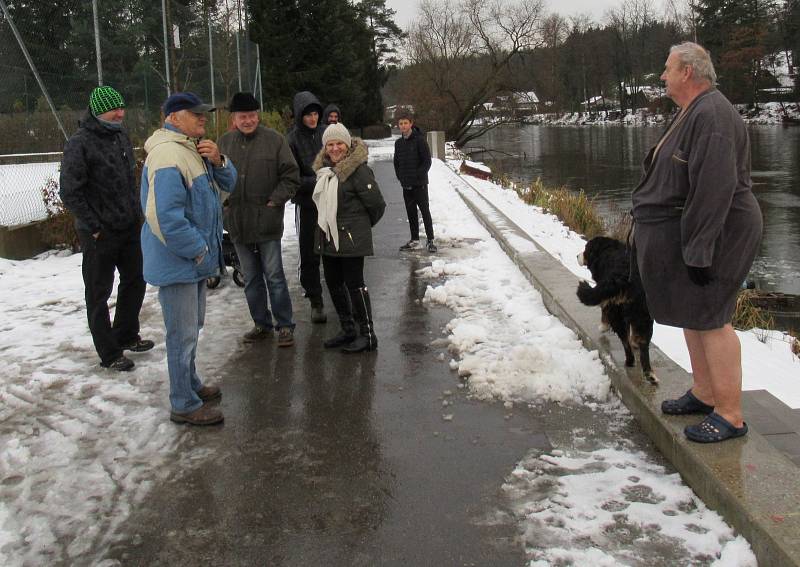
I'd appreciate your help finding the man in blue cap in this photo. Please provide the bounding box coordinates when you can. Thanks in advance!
[60,86,153,372]
[140,92,237,425]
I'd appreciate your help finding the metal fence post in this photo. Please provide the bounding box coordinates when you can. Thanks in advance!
[208,11,215,108]
[162,0,171,96]
[92,0,103,85]
[236,0,243,91]
[256,43,263,111]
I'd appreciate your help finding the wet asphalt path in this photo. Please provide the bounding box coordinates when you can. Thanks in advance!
[104,159,560,566]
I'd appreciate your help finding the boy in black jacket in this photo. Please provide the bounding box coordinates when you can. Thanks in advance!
[393,111,436,253]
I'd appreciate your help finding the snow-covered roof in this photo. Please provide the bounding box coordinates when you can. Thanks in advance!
[624,85,665,101]
[515,91,540,103]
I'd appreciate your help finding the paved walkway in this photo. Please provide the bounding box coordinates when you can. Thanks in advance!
[106,160,581,565]
[97,157,800,566]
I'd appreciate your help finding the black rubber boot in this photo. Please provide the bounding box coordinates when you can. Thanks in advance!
[342,287,377,353]
[310,295,327,324]
[324,285,357,348]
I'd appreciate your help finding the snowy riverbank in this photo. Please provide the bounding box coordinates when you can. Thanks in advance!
[521,101,800,127]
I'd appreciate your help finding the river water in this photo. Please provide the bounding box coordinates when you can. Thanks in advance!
[464,124,800,295]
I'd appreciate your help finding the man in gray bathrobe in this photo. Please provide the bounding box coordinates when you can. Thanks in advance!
[632,42,762,443]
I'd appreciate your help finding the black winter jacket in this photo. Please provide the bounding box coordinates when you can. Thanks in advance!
[312,139,386,257]
[393,126,432,187]
[59,111,139,234]
[218,125,299,243]
[287,91,324,208]
[323,103,341,125]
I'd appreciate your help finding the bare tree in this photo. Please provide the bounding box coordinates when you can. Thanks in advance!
[404,0,545,146]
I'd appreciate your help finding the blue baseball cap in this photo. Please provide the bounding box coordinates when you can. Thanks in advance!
[163,92,215,116]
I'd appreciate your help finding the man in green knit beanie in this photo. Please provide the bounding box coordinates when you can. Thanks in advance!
[59,86,154,372]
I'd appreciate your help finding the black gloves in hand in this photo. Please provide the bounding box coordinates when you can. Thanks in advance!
[687,266,713,286]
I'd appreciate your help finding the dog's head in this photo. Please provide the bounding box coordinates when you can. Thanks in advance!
[577,236,625,275]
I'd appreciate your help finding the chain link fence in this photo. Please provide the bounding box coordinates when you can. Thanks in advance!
[0,0,260,228]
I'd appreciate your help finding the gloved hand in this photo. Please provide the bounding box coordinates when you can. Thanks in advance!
[686,265,713,286]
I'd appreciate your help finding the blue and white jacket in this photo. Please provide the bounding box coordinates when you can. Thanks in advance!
[140,125,237,287]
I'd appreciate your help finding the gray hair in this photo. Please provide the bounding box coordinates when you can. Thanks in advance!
[670,42,717,85]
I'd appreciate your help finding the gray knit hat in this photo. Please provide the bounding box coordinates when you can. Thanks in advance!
[89,86,125,116]
[322,123,351,147]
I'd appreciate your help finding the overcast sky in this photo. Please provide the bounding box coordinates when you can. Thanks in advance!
[385,0,661,30]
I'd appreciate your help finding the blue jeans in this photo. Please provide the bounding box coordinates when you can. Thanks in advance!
[234,240,294,329]
[158,281,206,414]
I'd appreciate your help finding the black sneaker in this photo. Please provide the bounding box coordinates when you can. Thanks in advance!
[399,240,420,251]
[102,355,135,372]
[122,338,155,352]
[426,240,438,253]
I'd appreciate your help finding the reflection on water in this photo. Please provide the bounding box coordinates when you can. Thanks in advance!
[466,124,800,294]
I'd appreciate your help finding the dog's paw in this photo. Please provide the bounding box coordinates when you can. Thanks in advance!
[576,280,594,303]
[598,322,610,332]
[644,371,659,385]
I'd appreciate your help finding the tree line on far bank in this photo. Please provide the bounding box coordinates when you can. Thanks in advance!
[384,0,800,147]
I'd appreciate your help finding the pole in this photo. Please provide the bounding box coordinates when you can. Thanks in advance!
[0,0,68,140]
[92,0,103,85]
[256,43,263,111]
[162,0,171,95]
[208,9,215,107]
[236,0,242,91]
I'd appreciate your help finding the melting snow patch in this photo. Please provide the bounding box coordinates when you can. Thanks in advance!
[507,446,757,566]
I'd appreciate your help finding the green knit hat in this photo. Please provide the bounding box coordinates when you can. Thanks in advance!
[89,86,125,116]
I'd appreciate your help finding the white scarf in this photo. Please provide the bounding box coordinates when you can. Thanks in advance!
[312,167,340,251]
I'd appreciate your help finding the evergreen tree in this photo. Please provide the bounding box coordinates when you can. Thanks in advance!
[696,0,777,104]
[248,0,392,126]
[354,0,405,124]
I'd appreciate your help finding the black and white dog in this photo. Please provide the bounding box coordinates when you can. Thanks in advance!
[577,236,657,384]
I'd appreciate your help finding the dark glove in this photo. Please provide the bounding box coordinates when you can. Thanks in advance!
[687,266,713,286]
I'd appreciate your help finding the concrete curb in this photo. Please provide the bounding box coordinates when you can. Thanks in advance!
[448,166,800,567]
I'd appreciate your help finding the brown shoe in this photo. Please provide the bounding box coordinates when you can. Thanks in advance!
[170,404,224,425]
[277,327,295,347]
[197,384,221,402]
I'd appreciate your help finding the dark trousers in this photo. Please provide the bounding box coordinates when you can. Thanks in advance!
[78,227,146,365]
[402,185,434,241]
[322,255,365,292]
[296,204,323,302]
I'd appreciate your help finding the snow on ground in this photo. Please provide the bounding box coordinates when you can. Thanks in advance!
[0,211,292,565]
[416,154,757,565]
[0,138,765,565]
[438,159,800,409]
[506,440,755,567]
[0,250,181,565]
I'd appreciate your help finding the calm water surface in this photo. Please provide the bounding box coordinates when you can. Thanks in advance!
[465,124,800,295]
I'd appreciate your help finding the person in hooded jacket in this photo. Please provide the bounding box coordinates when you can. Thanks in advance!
[59,86,153,373]
[312,123,386,353]
[323,103,341,125]
[287,91,327,323]
[393,110,436,253]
